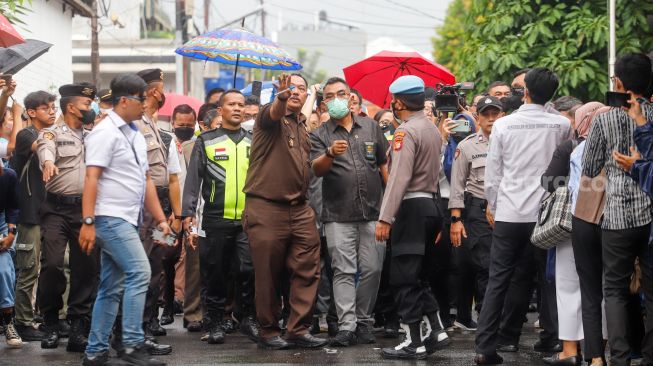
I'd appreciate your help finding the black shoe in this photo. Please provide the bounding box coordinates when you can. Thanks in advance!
[381,343,427,360]
[475,353,504,365]
[454,319,478,331]
[58,319,70,338]
[424,329,451,354]
[173,300,183,315]
[239,315,260,343]
[534,339,562,353]
[258,335,290,350]
[160,311,174,326]
[121,345,165,366]
[329,330,357,347]
[144,337,172,356]
[355,323,375,344]
[207,321,225,344]
[66,318,89,353]
[146,319,167,337]
[309,317,320,335]
[327,321,338,338]
[186,320,202,333]
[41,326,59,349]
[497,344,519,353]
[543,353,581,366]
[288,333,328,349]
[14,323,44,341]
[82,351,110,366]
[221,318,235,334]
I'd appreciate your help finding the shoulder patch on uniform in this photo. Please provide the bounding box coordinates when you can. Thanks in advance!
[393,131,405,151]
[43,131,55,140]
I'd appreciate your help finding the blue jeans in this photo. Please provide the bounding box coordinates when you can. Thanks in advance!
[0,216,15,309]
[86,216,151,356]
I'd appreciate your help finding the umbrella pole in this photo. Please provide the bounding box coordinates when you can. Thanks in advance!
[234,54,240,88]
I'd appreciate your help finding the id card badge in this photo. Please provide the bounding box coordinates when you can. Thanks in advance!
[364,142,375,160]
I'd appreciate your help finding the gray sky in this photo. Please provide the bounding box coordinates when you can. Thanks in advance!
[186,0,453,58]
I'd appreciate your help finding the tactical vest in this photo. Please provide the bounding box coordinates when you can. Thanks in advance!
[200,130,251,221]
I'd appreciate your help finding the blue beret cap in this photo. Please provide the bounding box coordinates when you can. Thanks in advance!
[389,75,425,95]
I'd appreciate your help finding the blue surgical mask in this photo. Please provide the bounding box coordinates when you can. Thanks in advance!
[326,98,350,120]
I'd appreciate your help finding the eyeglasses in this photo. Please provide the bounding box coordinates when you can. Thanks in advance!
[37,105,58,113]
[123,95,145,102]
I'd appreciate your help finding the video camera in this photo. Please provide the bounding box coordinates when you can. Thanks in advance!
[434,81,475,113]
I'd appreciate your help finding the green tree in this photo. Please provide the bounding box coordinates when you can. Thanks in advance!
[433,0,653,101]
[0,0,32,27]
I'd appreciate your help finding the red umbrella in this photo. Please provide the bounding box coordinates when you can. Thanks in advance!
[0,12,25,47]
[343,51,455,108]
[157,93,202,119]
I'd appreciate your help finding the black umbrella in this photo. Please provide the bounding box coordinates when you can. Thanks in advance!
[0,39,52,75]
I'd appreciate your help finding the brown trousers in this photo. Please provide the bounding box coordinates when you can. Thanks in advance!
[183,237,203,323]
[243,197,321,338]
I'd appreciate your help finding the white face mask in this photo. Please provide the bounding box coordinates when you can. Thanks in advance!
[100,108,112,114]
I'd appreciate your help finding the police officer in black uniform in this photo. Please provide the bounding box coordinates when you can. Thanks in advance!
[36,83,99,352]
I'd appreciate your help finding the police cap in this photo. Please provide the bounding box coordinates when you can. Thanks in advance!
[477,96,503,113]
[98,88,112,102]
[389,75,425,95]
[137,68,164,84]
[59,82,97,99]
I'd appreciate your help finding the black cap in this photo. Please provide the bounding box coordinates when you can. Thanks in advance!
[59,82,97,99]
[98,88,112,102]
[476,95,503,112]
[137,68,164,84]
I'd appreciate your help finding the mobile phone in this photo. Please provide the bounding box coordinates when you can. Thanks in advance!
[451,120,471,133]
[152,227,177,246]
[0,74,12,83]
[606,91,630,108]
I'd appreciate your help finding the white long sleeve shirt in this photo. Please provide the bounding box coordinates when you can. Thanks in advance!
[484,104,571,222]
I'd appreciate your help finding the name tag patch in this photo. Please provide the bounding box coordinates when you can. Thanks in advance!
[214,147,228,161]
[364,142,375,160]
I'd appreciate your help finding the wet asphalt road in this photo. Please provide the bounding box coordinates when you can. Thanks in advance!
[0,314,555,366]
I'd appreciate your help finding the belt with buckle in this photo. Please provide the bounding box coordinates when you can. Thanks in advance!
[465,193,488,208]
[47,193,82,205]
[246,194,306,206]
[403,191,435,200]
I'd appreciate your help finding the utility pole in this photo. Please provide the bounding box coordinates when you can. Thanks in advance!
[90,0,101,88]
[175,0,185,94]
[260,0,266,81]
[204,0,210,32]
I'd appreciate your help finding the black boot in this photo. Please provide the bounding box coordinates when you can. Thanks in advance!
[381,322,427,360]
[207,320,225,344]
[160,307,174,326]
[58,319,70,338]
[423,313,450,354]
[66,317,89,353]
[40,324,59,349]
[239,314,260,343]
[146,318,166,337]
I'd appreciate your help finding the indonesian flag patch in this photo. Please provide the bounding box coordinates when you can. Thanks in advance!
[393,131,405,152]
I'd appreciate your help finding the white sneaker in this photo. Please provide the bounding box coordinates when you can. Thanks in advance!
[5,322,23,348]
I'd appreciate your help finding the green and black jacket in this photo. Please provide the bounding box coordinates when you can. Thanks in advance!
[182,127,251,229]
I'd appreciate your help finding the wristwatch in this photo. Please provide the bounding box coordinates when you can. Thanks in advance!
[7,227,17,235]
[451,216,462,223]
[82,216,95,225]
[325,147,335,159]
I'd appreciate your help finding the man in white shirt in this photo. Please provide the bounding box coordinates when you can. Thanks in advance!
[474,68,571,365]
[79,74,171,366]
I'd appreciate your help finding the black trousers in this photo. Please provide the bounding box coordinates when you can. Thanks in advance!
[374,240,398,324]
[200,225,254,322]
[390,198,442,325]
[425,198,452,319]
[534,246,558,343]
[36,199,99,325]
[602,224,653,366]
[571,216,605,360]
[475,221,537,354]
[161,241,182,313]
[452,202,492,323]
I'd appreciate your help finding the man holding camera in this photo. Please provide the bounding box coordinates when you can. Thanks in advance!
[448,96,503,331]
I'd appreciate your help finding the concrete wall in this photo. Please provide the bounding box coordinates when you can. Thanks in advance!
[12,0,74,103]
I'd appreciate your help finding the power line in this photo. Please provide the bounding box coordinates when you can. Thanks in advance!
[354,0,444,21]
[382,0,443,21]
[267,2,436,29]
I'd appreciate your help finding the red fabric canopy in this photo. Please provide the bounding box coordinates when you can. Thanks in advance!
[157,93,202,118]
[343,51,455,108]
[0,13,25,48]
